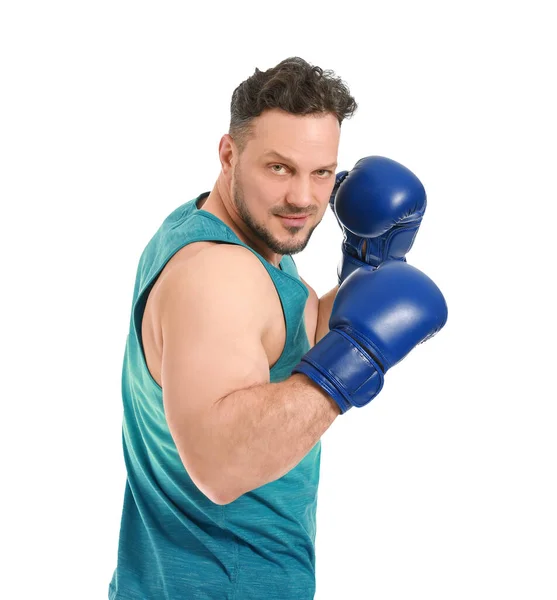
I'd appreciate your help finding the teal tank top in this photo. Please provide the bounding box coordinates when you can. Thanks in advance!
[108,192,321,600]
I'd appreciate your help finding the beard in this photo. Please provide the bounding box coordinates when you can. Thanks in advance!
[232,165,318,256]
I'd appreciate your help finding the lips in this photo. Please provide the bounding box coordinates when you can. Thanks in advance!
[278,214,309,227]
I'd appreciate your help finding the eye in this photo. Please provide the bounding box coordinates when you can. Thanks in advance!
[315,169,332,178]
[270,164,287,174]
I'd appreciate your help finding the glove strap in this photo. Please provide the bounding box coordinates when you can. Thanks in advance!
[292,329,384,414]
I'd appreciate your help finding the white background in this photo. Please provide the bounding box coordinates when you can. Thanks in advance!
[1,1,556,598]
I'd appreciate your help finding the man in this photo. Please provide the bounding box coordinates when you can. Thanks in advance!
[108,57,446,599]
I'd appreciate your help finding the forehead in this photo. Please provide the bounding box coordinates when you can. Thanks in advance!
[247,108,340,164]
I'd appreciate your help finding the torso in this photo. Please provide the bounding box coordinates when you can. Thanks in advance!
[141,240,317,388]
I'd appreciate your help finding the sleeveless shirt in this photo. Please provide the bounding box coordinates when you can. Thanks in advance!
[108,192,322,599]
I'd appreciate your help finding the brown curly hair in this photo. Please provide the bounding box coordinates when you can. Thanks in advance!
[229,56,357,152]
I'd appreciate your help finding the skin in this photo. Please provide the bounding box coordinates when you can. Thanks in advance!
[142,108,342,504]
[201,107,340,266]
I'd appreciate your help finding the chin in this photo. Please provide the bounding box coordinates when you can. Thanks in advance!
[275,233,312,255]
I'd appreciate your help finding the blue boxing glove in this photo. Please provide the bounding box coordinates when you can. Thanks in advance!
[292,261,447,413]
[329,156,427,284]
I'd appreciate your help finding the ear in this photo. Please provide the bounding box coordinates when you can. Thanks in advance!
[218,134,237,175]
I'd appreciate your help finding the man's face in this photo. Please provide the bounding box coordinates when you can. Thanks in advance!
[231,108,340,256]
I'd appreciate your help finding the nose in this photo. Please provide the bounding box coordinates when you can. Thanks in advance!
[285,175,313,211]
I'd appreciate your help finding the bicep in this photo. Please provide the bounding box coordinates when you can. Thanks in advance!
[158,246,271,481]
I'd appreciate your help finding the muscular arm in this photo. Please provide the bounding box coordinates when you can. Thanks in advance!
[211,280,341,503]
[212,374,340,503]
[159,245,340,506]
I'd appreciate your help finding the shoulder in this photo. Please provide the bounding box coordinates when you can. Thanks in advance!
[154,242,277,330]
[154,241,271,294]
[164,241,269,279]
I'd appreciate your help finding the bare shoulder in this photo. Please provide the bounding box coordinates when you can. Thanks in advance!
[153,242,278,338]
[156,241,269,293]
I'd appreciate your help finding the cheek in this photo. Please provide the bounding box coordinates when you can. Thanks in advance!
[246,173,283,213]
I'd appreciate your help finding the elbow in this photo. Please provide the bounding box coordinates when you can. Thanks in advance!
[210,491,240,506]
[189,466,243,506]
[200,482,237,505]
[202,485,242,506]
[193,480,228,505]
[174,434,245,505]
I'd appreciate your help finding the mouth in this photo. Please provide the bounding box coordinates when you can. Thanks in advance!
[277,214,310,227]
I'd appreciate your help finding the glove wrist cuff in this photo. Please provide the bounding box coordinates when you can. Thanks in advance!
[338,252,377,285]
[292,329,384,413]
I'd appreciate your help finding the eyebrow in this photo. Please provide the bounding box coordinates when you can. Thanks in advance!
[263,150,337,170]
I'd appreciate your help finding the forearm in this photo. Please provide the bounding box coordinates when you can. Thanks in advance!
[204,373,340,504]
[316,285,339,343]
